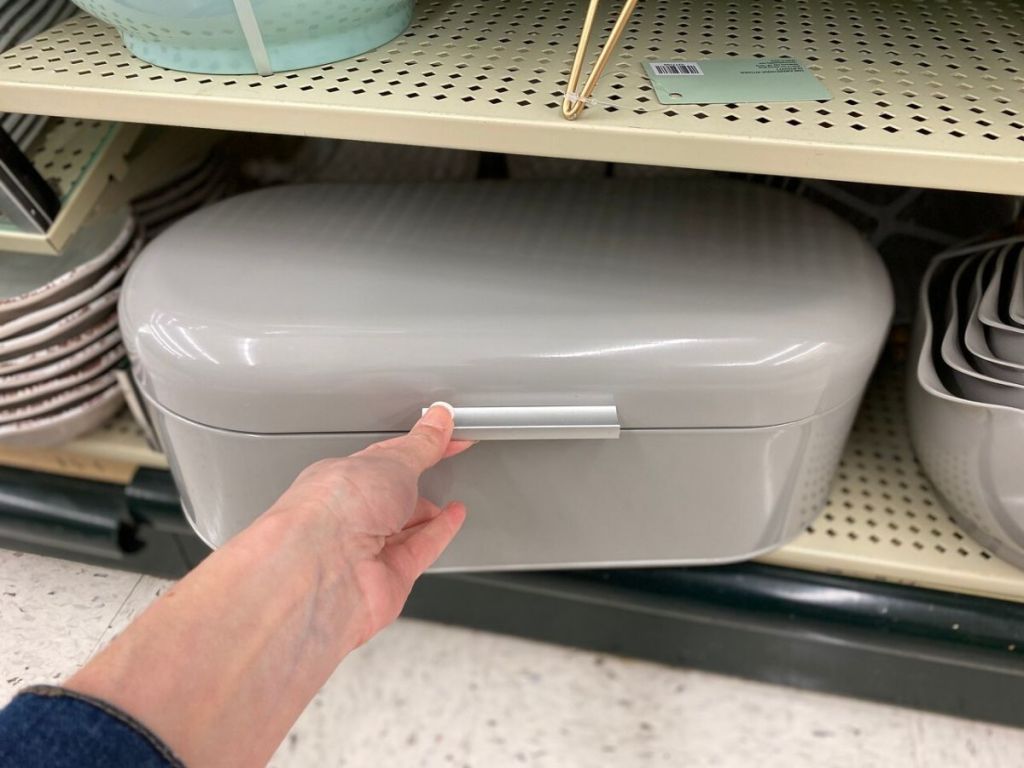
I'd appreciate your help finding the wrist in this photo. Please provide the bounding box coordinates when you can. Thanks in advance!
[68,501,369,768]
[246,501,370,655]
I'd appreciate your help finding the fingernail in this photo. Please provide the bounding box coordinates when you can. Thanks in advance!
[429,401,456,417]
[422,402,455,427]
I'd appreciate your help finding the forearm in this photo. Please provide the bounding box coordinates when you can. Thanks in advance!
[63,405,465,766]
[67,504,359,768]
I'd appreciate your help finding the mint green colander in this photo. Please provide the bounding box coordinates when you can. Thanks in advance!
[69,0,414,75]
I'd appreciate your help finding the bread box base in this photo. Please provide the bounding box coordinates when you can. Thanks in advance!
[147,393,860,571]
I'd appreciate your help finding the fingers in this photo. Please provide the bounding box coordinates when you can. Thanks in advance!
[381,501,467,582]
[404,497,443,529]
[364,404,473,474]
[363,405,452,471]
[444,440,477,459]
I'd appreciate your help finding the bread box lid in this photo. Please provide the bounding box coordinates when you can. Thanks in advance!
[120,180,892,434]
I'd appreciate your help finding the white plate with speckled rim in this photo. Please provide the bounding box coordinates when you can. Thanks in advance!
[133,154,232,237]
[0,211,133,323]
[0,384,124,448]
[0,345,124,407]
[0,315,118,376]
[0,232,139,341]
[0,329,121,390]
[0,289,119,360]
[0,370,117,425]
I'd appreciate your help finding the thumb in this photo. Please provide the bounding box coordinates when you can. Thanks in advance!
[363,403,455,474]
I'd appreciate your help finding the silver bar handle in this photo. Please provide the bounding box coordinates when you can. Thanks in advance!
[421,405,620,441]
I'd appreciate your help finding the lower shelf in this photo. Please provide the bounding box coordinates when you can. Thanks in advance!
[761,364,1024,603]
[402,566,1024,728]
[0,410,166,485]
[2,362,1023,601]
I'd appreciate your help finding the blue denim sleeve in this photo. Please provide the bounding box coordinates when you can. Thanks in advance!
[0,685,184,768]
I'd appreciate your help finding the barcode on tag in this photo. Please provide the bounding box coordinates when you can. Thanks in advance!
[650,62,704,76]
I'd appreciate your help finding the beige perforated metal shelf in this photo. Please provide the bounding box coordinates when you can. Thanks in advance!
[0,0,1021,194]
[0,410,165,485]
[2,365,1023,600]
[759,365,1024,603]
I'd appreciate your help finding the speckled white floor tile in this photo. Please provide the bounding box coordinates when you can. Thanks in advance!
[910,711,1023,768]
[4,547,1024,767]
[90,575,172,648]
[0,548,140,705]
[269,619,1022,768]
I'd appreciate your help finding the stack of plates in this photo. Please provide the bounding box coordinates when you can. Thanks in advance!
[0,211,141,447]
[0,149,232,449]
[908,236,1024,569]
[131,152,233,239]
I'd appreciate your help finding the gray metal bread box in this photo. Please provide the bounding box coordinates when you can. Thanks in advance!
[120,179,892,570]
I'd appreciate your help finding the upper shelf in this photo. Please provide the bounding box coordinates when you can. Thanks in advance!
[0,0,1021,194]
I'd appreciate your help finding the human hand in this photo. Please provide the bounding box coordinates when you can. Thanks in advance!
[65,405,474,768]
[264,404,474,648]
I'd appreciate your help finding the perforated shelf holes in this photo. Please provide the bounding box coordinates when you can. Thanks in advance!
[0,0,1020,193]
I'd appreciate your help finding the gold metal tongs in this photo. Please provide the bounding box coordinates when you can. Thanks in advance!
[561,0,641,120]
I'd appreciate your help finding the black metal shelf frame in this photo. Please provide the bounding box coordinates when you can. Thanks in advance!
[1,464,1023,726]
